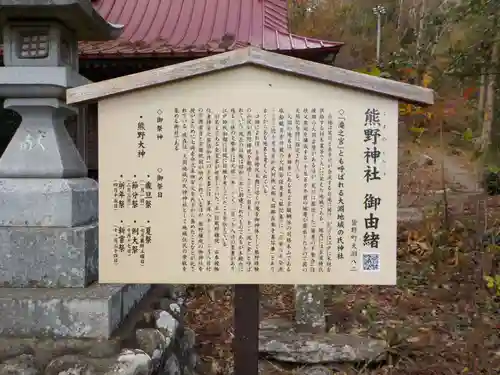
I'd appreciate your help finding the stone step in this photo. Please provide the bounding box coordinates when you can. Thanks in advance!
[259,317,386,364]
[397,207,423,223]
[0,283,151,338]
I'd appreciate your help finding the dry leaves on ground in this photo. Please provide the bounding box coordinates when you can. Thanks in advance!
[184,141,499,375]
[184,215,499,374]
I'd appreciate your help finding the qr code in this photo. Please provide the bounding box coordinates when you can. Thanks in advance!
[362,253,381,272]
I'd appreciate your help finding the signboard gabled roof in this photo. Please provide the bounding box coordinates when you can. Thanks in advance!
[67,47,434,106]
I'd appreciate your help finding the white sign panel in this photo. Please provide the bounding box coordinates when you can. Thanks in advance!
[97,65,398,285]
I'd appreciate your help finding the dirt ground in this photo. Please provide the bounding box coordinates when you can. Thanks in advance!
[184,139,500,375]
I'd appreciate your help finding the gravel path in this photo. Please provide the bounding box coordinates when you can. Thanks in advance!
[424,148,481,192]
[397,147,484,223]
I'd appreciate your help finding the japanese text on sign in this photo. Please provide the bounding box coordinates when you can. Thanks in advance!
[98,71,398,285]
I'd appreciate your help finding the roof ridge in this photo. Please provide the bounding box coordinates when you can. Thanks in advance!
[68,46,434,106]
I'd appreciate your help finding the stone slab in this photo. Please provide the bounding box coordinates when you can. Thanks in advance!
[0,283,151,338]
[259,330,387,364]
[0,178,97,227]
[0,223,97,288]
[397,207,423,223]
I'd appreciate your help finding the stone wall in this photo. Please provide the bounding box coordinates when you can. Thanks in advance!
[0,286,198,375]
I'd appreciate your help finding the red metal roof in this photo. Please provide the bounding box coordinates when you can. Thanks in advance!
[79,0,343,58]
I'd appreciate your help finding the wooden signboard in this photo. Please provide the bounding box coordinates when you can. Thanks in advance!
[67,47,433,375]
[67,47,433,286]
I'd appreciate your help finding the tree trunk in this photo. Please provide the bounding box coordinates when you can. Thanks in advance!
[477,70,487,126]
[479,41,498,158]
[397,0,404,34]
[415,0,427,85]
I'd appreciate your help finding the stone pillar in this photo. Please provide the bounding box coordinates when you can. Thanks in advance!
[294,285,326,333]
[0,1,150,338]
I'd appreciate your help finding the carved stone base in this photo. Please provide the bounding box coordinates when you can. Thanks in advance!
[0,178,97,227]
[0,98,87,178]
[0,223,98,288]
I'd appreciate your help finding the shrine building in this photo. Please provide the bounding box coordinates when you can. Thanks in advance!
[0,0,343,178]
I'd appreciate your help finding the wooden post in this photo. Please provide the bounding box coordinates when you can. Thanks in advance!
[294,285,326,333]
[233,284,260,375]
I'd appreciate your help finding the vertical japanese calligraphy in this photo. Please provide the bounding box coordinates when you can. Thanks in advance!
[214,111,221,250]
[156,169,164,199]
[301,108,309,273]
[309,108,317,271]
[181,150,189,271]
[182,108,188,151]
[113,222,125,265]
[336,110,346,261]
[130,177,138,209]
[197,108,205,272]
[156,110,164,141]
[253,111,261,272]
[362,108,384,271]
[138,179,146,207]
[143,221,152,265]
[278,108,285,272]
[103,91,396,285]
[96,56,405,288]
[189,108,197,272]
[286,111,293,272]
[222,108,230,266]
[114,174,158,210]
[137,117,146,158]
[144,178,152,209]
[206,108,213,272]
[212,109,224,272]
[229,108,237,271]
[326,110,334,272]
[294,109,301,180]
[173,109,180,148]
[113,176,125,210]
[318,109,325,272]
[270,108,277,272]
[350,219,358,270]
[262,109,269,194]
[245,108,254,272]
[237,108,245,272]
[112,220,152,266]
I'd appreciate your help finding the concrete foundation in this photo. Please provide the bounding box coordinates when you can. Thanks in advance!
[0,283,151,338]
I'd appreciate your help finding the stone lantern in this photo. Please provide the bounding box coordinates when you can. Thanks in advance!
[0,0,151,338]
[3,21,79,68]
